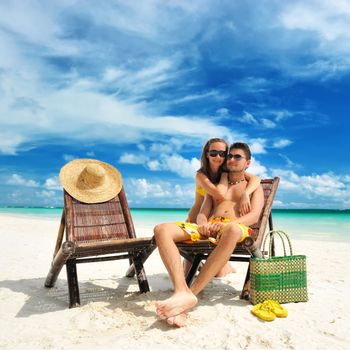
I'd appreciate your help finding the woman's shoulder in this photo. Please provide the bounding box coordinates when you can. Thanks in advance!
[196,171,207,182]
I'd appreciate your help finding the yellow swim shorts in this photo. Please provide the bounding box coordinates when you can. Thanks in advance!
[175,216,253,244]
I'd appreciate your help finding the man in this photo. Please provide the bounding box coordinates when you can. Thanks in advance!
[153,142,264,327]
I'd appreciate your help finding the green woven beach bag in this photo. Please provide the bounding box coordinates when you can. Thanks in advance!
[250,230,308,305]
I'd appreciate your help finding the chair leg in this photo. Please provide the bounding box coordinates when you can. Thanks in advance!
[66,259,80,308]
[125,240,157,278]
[132,256,150,293]
[240,263,251,300]
[126,256,134,277]
[45,241,74,288]
[186,254,204,286]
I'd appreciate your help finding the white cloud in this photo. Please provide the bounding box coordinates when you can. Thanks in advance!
[281,1,350,42]
[237,77,272,93]
[146,153,200,178]
[7,174,39,187]
[272,169,350,200]
[261,118,277,129]
[273,139,293,148]
[101,58,180,98]
[119,153,145,165]
[102,67,124,82]
[249,139,267,154]
[44,177,61,191]
[241,111,258,125]
[272,200,283,207]
[273,110,294,122]
[161,154,200,178]
[127,178,170,199]
[137,144,146,151]
[124,177,194,207]
[0,2,78,57]
[0,77,233,154]
[278,1,350,78]
[278,153,297,168]
[0,132,25,155]
[216,108,230,117]
[147,160,161,171]
[240,114,277,129]
[248,157,268,178]
[172,90,226,104]
[149,142,180,154]
[36,190,57,199]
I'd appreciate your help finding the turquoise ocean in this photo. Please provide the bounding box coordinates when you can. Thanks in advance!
[0,207,349,242]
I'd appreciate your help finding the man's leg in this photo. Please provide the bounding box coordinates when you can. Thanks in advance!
[190,223,242,296]
[154,223,198,320]
[164,223,244,327]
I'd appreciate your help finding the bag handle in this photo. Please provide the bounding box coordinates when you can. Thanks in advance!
[262,230,293,258]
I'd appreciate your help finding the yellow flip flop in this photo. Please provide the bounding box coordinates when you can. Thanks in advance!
[251,303,276,321]
[263,300,288,318]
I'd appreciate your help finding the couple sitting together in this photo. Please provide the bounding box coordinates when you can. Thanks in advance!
[154,139,264,327]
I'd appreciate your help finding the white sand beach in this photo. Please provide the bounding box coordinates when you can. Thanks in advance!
[0,213,349,350]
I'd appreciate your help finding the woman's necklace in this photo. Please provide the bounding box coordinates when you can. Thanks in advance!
[228,178,246,185]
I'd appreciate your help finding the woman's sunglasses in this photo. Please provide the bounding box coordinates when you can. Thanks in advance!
[208,150,227,158]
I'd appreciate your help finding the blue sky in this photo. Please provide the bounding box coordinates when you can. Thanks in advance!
[1,0,349,209]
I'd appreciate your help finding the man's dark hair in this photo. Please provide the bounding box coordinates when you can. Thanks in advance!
[229,142,251,160]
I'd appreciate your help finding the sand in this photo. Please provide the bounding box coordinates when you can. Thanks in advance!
[0,213,349,350]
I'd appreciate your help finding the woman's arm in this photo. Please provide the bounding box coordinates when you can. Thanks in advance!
[239,172,261,215]
[235,185,264,226]
[244,172,261,195]
[197,172,228,201]
[186,191,204,222]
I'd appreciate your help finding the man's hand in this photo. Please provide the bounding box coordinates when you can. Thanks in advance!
[239,191,251,216]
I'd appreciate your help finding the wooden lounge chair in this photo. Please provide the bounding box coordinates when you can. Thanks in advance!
[45,188,156,308]
[176,177,280,300]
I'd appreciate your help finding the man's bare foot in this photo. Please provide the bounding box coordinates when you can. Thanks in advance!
[156,291,197,319]
[166,313,187,327]
[215,262,236,277]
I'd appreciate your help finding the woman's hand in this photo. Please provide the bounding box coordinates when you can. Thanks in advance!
[239,191,251,216]
[208,222,223,237]
[199,222,223,238]
[198,223,211,238]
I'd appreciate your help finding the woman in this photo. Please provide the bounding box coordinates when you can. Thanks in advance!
[186,137,261,277]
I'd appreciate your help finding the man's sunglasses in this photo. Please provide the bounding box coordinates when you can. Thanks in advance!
[227,154,246,161]
[208,150,227,158]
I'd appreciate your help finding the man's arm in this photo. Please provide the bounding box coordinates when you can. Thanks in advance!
[235,185,264,227]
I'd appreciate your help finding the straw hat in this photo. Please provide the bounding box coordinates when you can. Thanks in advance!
[59,159,122,203]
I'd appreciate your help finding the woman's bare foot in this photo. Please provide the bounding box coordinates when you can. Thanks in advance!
[183,259,191,276]
[166,313,187,327]
[215,262,236,277]
[156,291,197,319]
[183,259,204,277]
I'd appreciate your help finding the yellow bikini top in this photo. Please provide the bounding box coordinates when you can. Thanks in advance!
[196,186,206,197]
